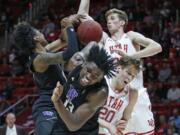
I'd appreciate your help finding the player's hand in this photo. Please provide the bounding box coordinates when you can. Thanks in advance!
[108,124,123,135]
[79,14,94,22]
[61,14,86,28]
[51,81,63,102]
[68,14,86,24]
[116,119,127,132]
[113,50,128,58]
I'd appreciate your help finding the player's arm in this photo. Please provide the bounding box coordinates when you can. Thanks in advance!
[127,31,162,59]
[77,0,90,15]
[99,118,122,135]
[45,39,67,53]
[52,83,108,131]
[45,22,70,52]
[45,14,84,52]
[122,88,138,121]
[115,88,138,132]
[33,25,78,72]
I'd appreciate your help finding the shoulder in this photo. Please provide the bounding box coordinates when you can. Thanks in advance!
[87,88,108,110]
[86,80,108,108]
[126,31,144,40]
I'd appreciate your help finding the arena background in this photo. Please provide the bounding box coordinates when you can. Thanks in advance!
[0,0,179,134]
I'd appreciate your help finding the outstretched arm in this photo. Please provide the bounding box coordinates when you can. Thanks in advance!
[77,0,90,15]
[127,31,162,59]
[45,39,67,53]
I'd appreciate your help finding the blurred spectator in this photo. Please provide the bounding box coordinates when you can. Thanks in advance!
[147,82,160,102]
[0,48,8,64]
[1,78,15,99]
[171,33,180,49]
[143,10,154,25]
[0,112,28,135]
[171,61,180,76]
[155,83,168,101]
[8,48,17,64]
[11,59,25,77]
[158,62,172,82]
[156,114,171,134]
[169,108,180,132]
[145,62,158,82]
[41,15,56,38]
[0,100,10,113]
[167,80,180,101]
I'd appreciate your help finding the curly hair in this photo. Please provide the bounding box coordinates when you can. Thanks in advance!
[87,44,116,78]
[13,22,37,55]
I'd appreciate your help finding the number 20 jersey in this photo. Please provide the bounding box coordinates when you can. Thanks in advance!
[98,78,130,135]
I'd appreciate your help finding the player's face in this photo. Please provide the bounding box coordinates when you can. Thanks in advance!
[34,30,48,46]
[115,65,138,88]
[79,62,104,86]
[65,52,85,72]
[106,13,124,34]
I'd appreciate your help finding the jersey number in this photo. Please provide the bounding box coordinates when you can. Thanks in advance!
[99,107,115,123]
[64,99,74,112]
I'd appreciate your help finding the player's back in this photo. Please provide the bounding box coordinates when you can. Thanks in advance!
[29,52,66,112]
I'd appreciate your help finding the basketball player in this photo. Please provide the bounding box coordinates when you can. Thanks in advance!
[98,56,141,135]
[77,0,162,134]
[13,15,83,135]
[51,45,116,135]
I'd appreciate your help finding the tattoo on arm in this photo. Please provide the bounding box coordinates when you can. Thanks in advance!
[36,52,65,66]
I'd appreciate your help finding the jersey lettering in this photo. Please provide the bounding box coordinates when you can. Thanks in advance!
[64,99,74,112]
[148,118,155,127]
[109,43,128,53]
[99,107,116,123]
[105,96,124,111]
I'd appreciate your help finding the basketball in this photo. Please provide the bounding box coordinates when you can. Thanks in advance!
[77,20,103,45]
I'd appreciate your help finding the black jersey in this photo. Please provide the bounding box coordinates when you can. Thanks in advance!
[29,53,66,111]
[56,65,108,135]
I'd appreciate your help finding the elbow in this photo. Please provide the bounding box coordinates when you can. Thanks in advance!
[151,43,162,54]
[67,124,82,132]
[156,44,162,53]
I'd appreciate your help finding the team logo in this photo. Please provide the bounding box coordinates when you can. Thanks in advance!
[66,85,78,101]
[42,111,57,120]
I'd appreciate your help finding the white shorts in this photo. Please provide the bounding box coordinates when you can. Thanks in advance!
[123,88,155,134]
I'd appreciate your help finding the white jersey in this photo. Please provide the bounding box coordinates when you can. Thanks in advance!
[104,34,144,90]
[99,78,130,135]
[104,34,155,134]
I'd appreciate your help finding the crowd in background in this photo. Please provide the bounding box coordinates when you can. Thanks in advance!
[0,0,179,134]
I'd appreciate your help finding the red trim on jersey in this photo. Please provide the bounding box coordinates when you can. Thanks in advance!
[125,129,154,135]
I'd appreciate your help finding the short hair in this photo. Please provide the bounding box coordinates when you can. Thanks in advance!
[117,56,141,72]
[105,8,128,25]
[13,22,37,55]
[87,45,116,78]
